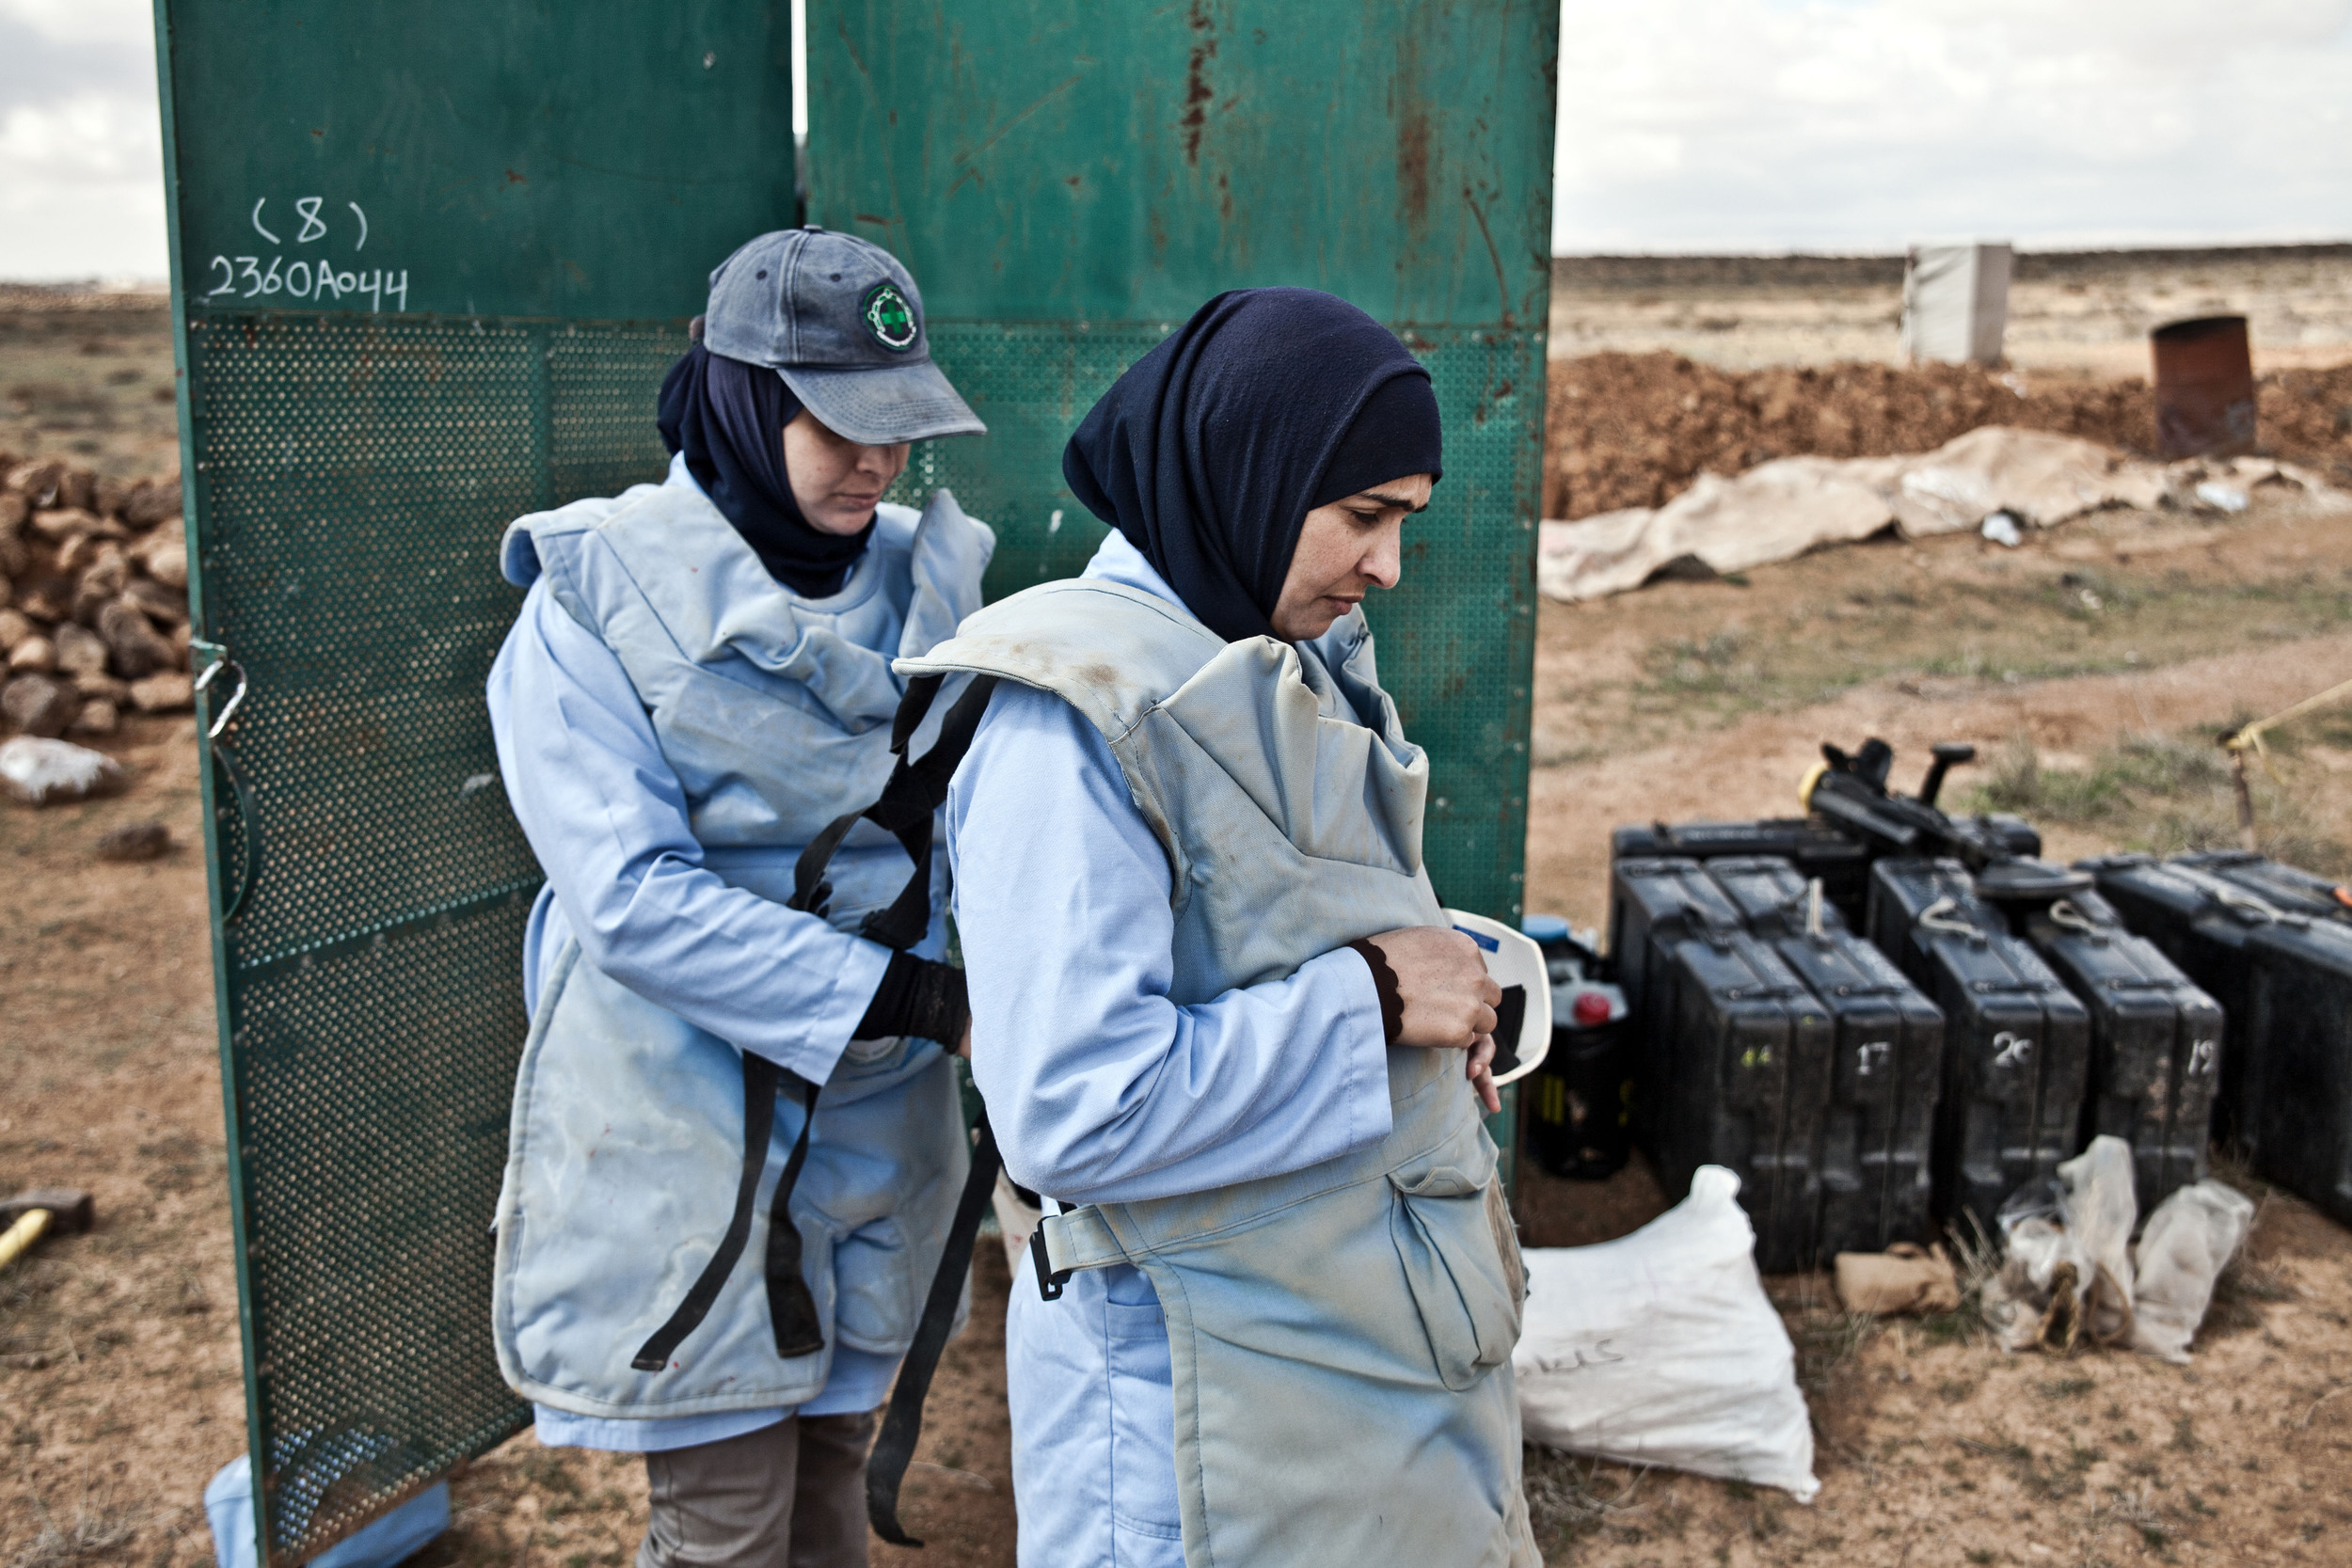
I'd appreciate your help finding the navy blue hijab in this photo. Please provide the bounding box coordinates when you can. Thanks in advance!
[658,342,871,597]
[1062,288,1442,643]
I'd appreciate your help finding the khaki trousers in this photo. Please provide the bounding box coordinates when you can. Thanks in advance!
[636,1410,877,1568]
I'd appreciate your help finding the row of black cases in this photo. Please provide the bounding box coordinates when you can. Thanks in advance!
[2085,853,2352,1227]
[1600,736,2248,1261]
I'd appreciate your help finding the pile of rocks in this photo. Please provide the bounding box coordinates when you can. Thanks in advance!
[1,456,195,739]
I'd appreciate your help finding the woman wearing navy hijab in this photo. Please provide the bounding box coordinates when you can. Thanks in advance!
[485,230,992,1568]
[914,289,1538,1568]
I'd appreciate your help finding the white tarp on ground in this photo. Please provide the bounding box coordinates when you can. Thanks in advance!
[1536,425,2335,604]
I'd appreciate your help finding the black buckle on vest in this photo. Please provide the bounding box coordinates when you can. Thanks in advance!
[1030,1225,1073,1302]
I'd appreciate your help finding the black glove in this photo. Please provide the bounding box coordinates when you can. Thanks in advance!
[852,951,970,1047]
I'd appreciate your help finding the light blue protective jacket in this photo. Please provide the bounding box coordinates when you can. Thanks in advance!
[913,545,1536,1568]
[487,456,989,1420]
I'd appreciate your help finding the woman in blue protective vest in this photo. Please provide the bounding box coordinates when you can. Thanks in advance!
[908,289,1539,1568]
[484,229,991,1568]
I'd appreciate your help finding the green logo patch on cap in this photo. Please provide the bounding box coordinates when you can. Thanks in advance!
[860,281,919,353]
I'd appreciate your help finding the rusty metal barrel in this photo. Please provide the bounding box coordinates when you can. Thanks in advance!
[2152,314,2256,459]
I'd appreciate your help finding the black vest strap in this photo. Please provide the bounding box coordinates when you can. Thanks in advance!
[866,1114,1002,1546]
[630,672,1002,1380]
[792,673,1001,952]
[630,1056,819,1372]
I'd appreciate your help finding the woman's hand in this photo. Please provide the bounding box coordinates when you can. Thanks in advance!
[1465,1032,1502,1116]
[1360,927,1500,1049]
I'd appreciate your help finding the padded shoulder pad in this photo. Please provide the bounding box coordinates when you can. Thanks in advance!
[895,578,1223,738]
[499,489,644,588]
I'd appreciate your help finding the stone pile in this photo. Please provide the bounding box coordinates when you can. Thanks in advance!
[0,455,196,739]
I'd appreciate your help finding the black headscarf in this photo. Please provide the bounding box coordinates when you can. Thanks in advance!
[1062,288,1443,642]
[658,342,871,596]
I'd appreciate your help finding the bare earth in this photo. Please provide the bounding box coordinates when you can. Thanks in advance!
[6,260,2352,1567]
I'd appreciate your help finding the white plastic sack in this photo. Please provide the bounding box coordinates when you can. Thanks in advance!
[0,736,122,805]
[1512,1166,1820,1502]
[2130,1180,2256,1365]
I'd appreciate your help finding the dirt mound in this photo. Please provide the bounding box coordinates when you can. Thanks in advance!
[1545,352,2352,519]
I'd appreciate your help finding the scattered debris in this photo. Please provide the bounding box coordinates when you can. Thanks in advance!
[0,735,123,805]
[1834,1243,1962,1317]
[95,821,171,862]
[1981,1137,2139,1354]
[2193,481,2249,514]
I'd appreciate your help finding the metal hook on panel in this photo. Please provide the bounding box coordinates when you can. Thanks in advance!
[195,653,248,739]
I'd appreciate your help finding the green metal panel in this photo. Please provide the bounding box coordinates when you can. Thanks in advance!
[153,4,793,1560]
[807,1,1557,1165]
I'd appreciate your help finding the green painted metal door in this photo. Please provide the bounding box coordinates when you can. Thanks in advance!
[153,5,793,1559]
[806,1,1558,1157]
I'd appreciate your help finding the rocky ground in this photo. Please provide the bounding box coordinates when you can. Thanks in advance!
[5,260,2351,1567]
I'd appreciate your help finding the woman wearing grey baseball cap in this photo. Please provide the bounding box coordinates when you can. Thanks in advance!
[483,229,991,1568]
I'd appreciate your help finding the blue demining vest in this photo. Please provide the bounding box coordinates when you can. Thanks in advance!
[490,466,990,1418]
[902,578,1539,1568]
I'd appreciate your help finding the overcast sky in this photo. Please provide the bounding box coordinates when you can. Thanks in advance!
[3,0,2348,280]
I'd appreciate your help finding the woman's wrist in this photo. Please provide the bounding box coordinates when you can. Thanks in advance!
[1345,938,1405,1046]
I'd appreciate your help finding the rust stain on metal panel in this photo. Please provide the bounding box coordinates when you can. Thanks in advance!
[1395,105,1432,230]
[1461,184,1512,328]
[1181,0,1217,166]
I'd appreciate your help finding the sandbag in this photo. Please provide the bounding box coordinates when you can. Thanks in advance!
[1513,1165,1820,1502]
[2130,1180,2257,1365]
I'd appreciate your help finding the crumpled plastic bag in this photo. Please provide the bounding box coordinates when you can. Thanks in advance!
[1981,1136,2137,1353]
[1513,1165,1820,1501]
[0,736,123,805]
[1835,1243,1962,1317]
[2129,1180,2257,1365]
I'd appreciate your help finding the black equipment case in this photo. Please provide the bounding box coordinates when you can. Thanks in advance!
[1866,858,2092,1236]
[2084,854,2352,1226]
[1612,820,1874,925]
[2170,849,2352,927]
[1607,857,1745,1152]
[2021,895,2223,1215]
[1706,855,1850,938]
[1659,924,1836,1272]
[1767,922,1946,1256]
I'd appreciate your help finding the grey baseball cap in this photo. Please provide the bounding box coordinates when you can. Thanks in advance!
[702,228,985,444]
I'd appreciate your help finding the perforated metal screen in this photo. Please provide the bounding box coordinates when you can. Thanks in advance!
[156,0,790,1556]
[185,313,681,1557]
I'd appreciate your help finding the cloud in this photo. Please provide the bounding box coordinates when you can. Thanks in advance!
[0,0,165,279]
[2,0,2347,279]
[1555,0,2352,252]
